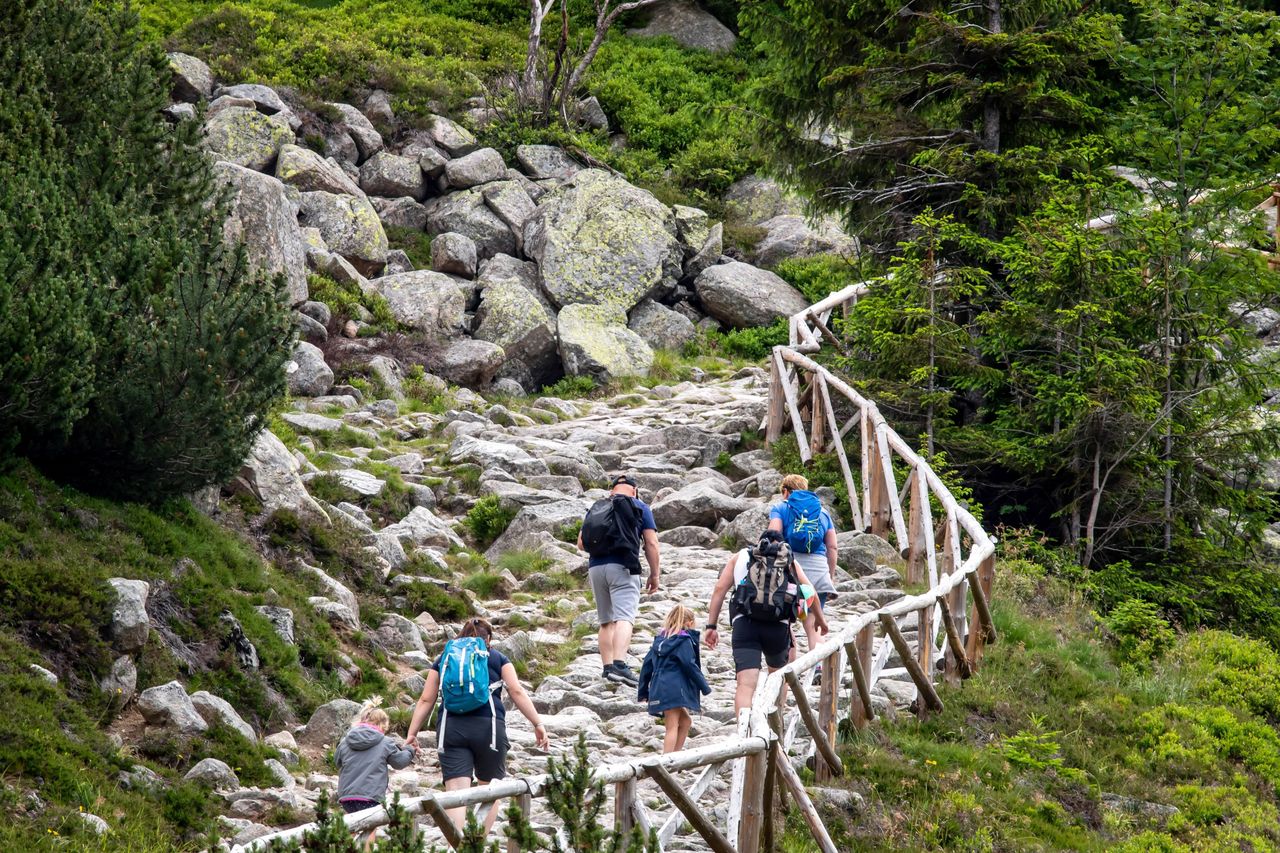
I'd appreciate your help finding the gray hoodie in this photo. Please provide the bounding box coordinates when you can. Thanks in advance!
[335,724,414,803]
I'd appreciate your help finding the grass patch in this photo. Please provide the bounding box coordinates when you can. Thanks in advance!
[461,495,515,548]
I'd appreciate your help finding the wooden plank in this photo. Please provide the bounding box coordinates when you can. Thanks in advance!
[916,605,934,719]
[777,352,811,462]
[876,425,910,552]
[865,412,888,537]
[807,310,847,354]
[424,797,462,850]
[645,766,736,853]
[845,625,876,729]
[615,779,635,839]
[506,793,532,853]
[763,738,779,853]
[809,376,827,457]
[816,375,865,530]
[815,646,843,784]
[939,594,972,684]
[765,349,786,444]
[657,762,723,847]
[772,745,840,853]
[879,613,944,713]
[782,671,843,777]
[736,743,768,853]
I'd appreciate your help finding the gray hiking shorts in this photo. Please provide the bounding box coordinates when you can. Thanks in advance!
[589,562,641,624]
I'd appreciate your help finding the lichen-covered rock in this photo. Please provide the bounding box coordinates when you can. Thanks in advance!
[235,430,330,525]
[515,145,584,180]
[185,757,240,790]
[754,214,859,269]
[202,107,294,173]
[525,170,682,312]
[363,89,395,126]
[216,83,299,130]
[138,681,208,735]
[558,303,654,381]
[650,480,754,528]
[100,656,138,706]
[328,102,384,163]
[369,271,466,336]
[694,260,808,328]
[575,96,608,131]
[628,299,696,351]
[167,52,212,102]
[287,341,334,397]
[627,0,738,53]
[371,196,429,231]
[299,191,389,275]
[724,174,803,224]
[683,222,723,280]
[672,204,711,252]
[108,579,150,653]
[444,147,507,189]
[425,189,516,259]
[275,144,364,198]
[482,181,536,250]
[431,232,478,278]
[434,339,505,388]
[213,162,309,305]
[427,114,478,156]
[359,151,428,201]
[475,281,560,389]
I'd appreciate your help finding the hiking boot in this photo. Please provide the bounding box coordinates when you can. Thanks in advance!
[606,662,639,687]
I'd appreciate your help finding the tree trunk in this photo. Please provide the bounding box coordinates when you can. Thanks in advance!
[981,0,1003,153]
[1083,441,1103,567]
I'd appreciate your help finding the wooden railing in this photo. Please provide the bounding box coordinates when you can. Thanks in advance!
[237,281,999,853]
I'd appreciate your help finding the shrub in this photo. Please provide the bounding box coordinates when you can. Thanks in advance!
[462,496,516,548]
[1171,630,1280,724]
[401,580,473,621]
[773,255,864,304]
[307,273,397,334]
[1103,599,1176,669]
[542,375,598,398]
[695,319,789,360]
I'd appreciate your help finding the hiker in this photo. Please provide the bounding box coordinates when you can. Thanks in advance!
[405,618,550,833]
[769,474,838,655]
[704,530,829,717]
[577,473,661,687]
[637,604,711,754]
[335,701,416,851]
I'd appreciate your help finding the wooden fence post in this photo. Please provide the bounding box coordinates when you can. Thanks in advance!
[906,469,924,586]
[880,613,944,714]
[865,416,890,537]
[815,648,843,784]
[766,350,786,444]
[845,625,876,729]
[916,604,935,717]
[783,671,843,778]
[507,793,532,853]
[614,779,635,839]
[809,378,827,457]
[939,592,972,684]
[965,553,998,667]
[737,746,767,853]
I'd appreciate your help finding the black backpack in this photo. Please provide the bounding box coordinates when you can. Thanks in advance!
[734,543,798,622]
[581,495,642,568]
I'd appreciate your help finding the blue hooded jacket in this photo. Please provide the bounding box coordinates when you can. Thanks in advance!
[637,629,712,716]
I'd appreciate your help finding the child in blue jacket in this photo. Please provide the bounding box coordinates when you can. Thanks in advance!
[638,604,712,753]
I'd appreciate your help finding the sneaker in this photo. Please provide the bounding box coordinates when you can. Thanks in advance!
[606,661,639,687]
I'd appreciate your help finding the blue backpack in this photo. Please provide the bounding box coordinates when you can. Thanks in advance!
[440,637,492,714]
[782,490,827,553]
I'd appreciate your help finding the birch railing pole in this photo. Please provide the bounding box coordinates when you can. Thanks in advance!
[736,743,768,853]
[938,593,972,683]
[782,671,843,777]
[645,766,737,853]
[766,350,786,443]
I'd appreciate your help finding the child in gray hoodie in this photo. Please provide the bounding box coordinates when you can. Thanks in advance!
[336,702,415,850]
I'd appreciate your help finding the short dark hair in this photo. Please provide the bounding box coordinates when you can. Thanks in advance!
[612,474,637,488]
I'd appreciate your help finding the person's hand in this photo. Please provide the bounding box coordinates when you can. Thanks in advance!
[704,628,719,650]
[646,574,660,594]
[816,620,830,639]
[533,723,549,750]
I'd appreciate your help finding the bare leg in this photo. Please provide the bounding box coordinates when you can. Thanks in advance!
[599,621,616,667]
[802,612,819,654]
[675,709,692,751]
[476,781,502,835]
[443,775,472,829]
[612,619,635,665]
[362,829,376,852]
[735,669,760,718]
[662,710,682,754]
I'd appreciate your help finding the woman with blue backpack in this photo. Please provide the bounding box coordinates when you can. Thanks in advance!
[769,474,839,656]
[405,618,549,832]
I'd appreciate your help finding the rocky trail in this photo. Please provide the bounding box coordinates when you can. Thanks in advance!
[161,369,923,850]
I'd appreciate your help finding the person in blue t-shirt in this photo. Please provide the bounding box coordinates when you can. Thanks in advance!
[768,473,839,655]
[577,474,660,687]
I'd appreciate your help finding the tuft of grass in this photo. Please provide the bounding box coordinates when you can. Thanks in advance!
[462,495,515,548]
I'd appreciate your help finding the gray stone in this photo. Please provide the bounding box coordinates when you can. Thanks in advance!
[650,480,754,528]
[306,468,385,498]
[76,813,110,835]
[382,506,466,550]
[525,170,683,312]
[264,730,299,752]
[360,151,428,200]
[416,146,449,179]
[575,96,608,131]
[138,681,208,735]
[836,531,900,575]
[384,249,414,275]
[657,526,720,548]
[431,232,478,278]
[365,355,405,399]
[328,102,384,163]
[302,301,332,326]
[310,598,360,631]
[29,663,57,686]
[276,144,365,198]
[484,499,594,561]
[167,53,213,102]
[724,174,804,224]
[558,303,654,381]
[299,191,389,275]
[425,190,517,259]
[628,299,696,351]
[672,204,711,252]
[363,90,395,127]
[190,691,257,743]
[255,606,295,645]
[214,162,308,305]
[491,377,527,397]
[264,758,295,788]
[628,0,738,53]
[108,578,150,653]
[721,501,773,549]
[427,114,478,156]
[371,196,429,231]
[695,261,809,328]
[287,341,334,397]
[202,107,294,172]
[683,221,723,280]
[100,656,138,706]
[369,270,466,336]
[515,145,584,181]
[754,214,859,269]
[215,84,297,129]
[444,147,508,189]
[296,309,329,342]
[373,613,425,655]
[118,765,165,792]
[371,531,408,570]
[236,430,330,524]
[475,281,559,390]
[482,181,537,249]
[163,102,197,123]
[449,434,549,477]
[297,698,363,748]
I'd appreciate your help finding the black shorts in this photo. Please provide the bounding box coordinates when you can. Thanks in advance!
[438,713,509,782]
[730,615,793,673]
[340,798,379,814]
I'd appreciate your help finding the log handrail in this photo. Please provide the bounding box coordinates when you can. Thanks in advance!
[238,280,1000,853]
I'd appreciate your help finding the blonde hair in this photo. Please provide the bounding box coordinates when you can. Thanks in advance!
[661,604,696,636]
[354,696,389,730]
[781,473,809,493]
